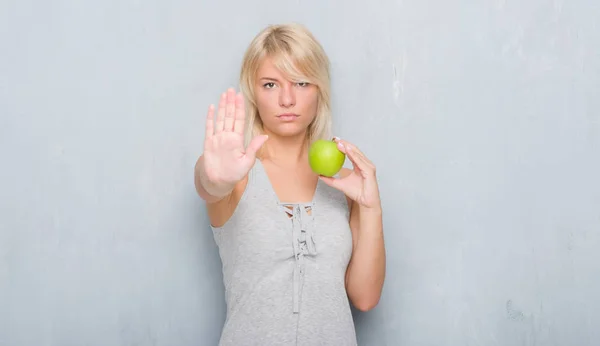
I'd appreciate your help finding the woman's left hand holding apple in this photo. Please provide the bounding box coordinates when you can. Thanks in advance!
[318,137,381,210]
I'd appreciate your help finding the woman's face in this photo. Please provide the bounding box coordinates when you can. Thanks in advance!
[254,57,319,139]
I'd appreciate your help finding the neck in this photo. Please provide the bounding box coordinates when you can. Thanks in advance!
[260,129,310,167]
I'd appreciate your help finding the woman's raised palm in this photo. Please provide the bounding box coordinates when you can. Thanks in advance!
[203,89,268,185]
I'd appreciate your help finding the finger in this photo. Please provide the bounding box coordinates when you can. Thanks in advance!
[331,140,359,170]
[336,139,374,168]
[215,92,227,133]
[233,92,246,135]
[332,137,349,155]
[246,134,269,158]
[205,104,215,139]
[224,88,236,131]
[346,144,369,165]
[345,145,373,174]
[318,175,346,193]
[350,146,373,166]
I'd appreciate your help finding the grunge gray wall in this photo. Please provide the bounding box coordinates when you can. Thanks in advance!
[1,0,599,345]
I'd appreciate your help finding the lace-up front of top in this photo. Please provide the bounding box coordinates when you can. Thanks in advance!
[285,202,317,313]
[211,160,357,346]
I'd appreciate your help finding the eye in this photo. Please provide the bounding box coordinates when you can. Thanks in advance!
[263,82,276,89]
[296,82,310,87]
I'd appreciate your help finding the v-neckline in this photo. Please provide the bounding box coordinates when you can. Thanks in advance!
[255,159,320,206]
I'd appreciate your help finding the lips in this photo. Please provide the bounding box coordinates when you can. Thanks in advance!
[276,113,300,122]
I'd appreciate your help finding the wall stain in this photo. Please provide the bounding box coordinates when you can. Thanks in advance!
[506,300,525,321]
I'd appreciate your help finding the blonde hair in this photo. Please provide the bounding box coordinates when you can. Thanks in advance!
[239,23,332,152]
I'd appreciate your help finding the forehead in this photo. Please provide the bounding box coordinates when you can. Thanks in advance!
[255,54,307,82]
[256,57,282,77]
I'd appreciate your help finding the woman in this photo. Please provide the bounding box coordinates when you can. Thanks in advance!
[194,23,385,345]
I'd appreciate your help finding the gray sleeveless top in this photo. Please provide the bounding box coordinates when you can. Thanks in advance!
[211,159,358,346]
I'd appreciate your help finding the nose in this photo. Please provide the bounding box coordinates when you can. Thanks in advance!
[279,84,296,108]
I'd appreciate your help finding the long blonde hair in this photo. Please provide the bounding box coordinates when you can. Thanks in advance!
[239,23,332,152]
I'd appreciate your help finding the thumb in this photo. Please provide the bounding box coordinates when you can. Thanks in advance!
[319,175,344,191]
[245,134,269,158]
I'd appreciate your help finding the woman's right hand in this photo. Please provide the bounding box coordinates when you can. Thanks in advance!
[202,88,268,193]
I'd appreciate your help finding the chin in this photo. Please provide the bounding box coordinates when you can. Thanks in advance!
[267,123,309,138]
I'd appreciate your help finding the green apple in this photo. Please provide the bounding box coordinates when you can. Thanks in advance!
[308,139,346,177]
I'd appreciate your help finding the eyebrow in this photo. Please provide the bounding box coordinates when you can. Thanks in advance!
[258,77,279,82]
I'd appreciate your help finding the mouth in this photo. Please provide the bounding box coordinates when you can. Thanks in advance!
[277,113,300,121]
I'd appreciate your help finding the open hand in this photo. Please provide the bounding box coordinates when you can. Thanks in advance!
[203,88,268,186]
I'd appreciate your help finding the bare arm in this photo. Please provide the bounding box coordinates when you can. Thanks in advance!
[345,199,385,311]
[319,139,386,312]
[194,154,236,204]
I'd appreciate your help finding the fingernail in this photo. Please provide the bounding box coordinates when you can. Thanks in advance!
[332,136,341,141]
